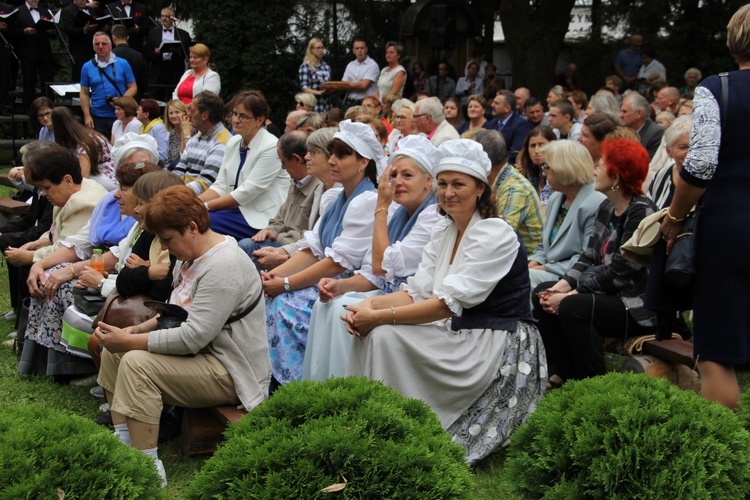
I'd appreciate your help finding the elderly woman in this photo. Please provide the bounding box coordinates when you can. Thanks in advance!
[136,99,169,164]
[295,92,316,112]
[110,96,142,144]
[198,90,289,240]
[578,113,618,169]
[345,139,546,464]
[375,41,406,101]
[53,106,117,191]
[456,94,487,135]
[516,125,557,204]
[13,145,108,375]
[19,141,161,379]
[660,5,750,410]
[586,93,620,123]
[679,67,702,98]
[163,99,191,168]
[173,43,221,105]
[527,140,606,291]
[262,120,380,386]
[303,135,440,380]
[299,37,331,114]
[649,115,691,209]
[250,127,339,271]
[386,98,417,155]
[534,138,656,388]
[94,185,270,486]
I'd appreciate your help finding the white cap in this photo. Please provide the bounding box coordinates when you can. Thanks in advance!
[433,139,492,184]
[334,120,383,161]
[112,132,159,168]
[388,134,437,175]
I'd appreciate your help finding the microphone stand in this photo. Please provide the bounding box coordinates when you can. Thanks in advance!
[48,5,75,74]
[171,18,188,67]
[106,4,123,25]
[0,26,19,162]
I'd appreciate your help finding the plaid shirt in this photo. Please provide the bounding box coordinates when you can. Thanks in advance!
[563,195,657,328]
[298,61,332,113]
[493,165,543,254]
[172,123,230,194]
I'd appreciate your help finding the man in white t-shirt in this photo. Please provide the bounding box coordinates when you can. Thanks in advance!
[341,37,379,108]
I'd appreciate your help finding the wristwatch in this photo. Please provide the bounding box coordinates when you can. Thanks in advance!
[204,202,210,212]
[283,277,291,293]
[97,278,106,290]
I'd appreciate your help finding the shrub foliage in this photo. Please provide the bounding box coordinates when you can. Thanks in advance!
[0,405,165,499]
[507,372,750,499]
[187,376,474,499]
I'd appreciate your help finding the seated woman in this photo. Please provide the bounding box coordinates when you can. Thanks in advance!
[53,106,117,191]
[527,140,606,291]
[19,150,160,379]
[199,91,289,240]
[456,94,487,135]
[12,146,108,372]
[163,99,192,168]
[249,127,339,271]
[345,139,546,464]
[534,138,657,388]
[94,185,270,487]
[173,43,221,105]
[137,99,169,164]
[648,115,691,209]
[303,135,440,380]
[295,92,316,112]
[385,99,417,155]
[262,120,381,386]
[516,125,557,205]
[30,96,55,142]
[443,96,464,131]
[578,113,617,170]
[110,96,142,144]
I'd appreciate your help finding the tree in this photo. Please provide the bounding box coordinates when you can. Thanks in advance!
[499,0,577,101]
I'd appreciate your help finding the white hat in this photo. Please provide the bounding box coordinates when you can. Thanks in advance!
[433,139,492,183]
[112,132,159,168]
[334,120,383,161]
[388,134,437,175]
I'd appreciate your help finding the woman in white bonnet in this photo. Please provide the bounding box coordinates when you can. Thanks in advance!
[344,138,547,464]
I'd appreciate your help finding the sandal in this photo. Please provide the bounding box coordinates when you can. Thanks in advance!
[546,374,564,391]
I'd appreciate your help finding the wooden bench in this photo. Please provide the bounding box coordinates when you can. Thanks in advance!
[0,139,34,150]
[613,337,699,392]
[181,405,247,456]
[0,197,29,215]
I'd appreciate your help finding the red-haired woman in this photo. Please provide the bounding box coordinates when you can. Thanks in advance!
[533,138,657,387]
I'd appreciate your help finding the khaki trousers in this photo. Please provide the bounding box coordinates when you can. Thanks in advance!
[98,349,239,425]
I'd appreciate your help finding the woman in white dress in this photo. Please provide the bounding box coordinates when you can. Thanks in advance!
[375,41,406,101]
[344,139,547,464]
[303,135,440,380]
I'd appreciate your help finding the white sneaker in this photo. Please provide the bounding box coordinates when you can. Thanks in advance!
[153,458,167,488]
[90,385,105,398]
[1,310,16,322]
[6,331,16,339]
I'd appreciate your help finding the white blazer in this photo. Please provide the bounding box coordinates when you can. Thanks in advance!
[210,129,290,229]
[172,68,221,101]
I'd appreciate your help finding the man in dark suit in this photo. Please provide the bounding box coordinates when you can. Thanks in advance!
[144,6,190,101]
[620,92,664,159]
[14,0,55,107]
[61,0,107,82]
[0,2,17,113]
[111,24,143,98]
[106,0,146,53]
[484,90,531,165]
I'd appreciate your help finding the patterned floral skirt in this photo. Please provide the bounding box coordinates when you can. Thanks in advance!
[265,285,320,384]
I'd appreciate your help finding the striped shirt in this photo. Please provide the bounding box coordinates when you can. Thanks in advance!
[172,122,230,194]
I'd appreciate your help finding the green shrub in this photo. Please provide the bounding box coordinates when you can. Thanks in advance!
[738,388,750,432]
[187,377,474,499]
[506,372,750,499]
[0,405,165,499]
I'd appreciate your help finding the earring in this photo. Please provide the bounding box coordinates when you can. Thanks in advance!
[610,184,620,192]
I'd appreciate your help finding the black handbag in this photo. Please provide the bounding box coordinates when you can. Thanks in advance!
[73,288,106,316]
[664,211,697,288]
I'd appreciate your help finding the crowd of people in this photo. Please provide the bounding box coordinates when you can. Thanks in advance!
[2,1,749,488]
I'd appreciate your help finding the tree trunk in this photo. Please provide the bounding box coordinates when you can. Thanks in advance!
[499,0,576,101]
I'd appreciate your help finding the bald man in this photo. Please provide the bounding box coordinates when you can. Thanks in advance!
[654,87,681,114]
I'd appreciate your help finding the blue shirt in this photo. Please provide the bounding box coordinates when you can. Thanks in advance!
[614,48,642,78]
[80,56,135,119]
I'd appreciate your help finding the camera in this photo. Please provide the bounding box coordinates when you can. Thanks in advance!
[106,95,116,105]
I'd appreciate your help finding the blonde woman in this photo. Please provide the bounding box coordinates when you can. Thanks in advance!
[172,43,221,105]
[299,37,332,113]
[163,99,192,168]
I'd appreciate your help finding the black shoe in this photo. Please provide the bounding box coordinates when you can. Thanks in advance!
[94,410,113,427]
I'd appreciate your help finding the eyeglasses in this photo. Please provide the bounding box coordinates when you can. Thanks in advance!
[37,112,52,119]
[394,115,410,121]
[312,45,324,51]
[295,101,305,107]
[413,113,428,119]
[231,112,256,121]
[540,164,551,172]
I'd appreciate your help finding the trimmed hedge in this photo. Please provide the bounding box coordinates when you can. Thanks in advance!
[507,372,750,499]
[187,377,474,499]
[0,405,165,499]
